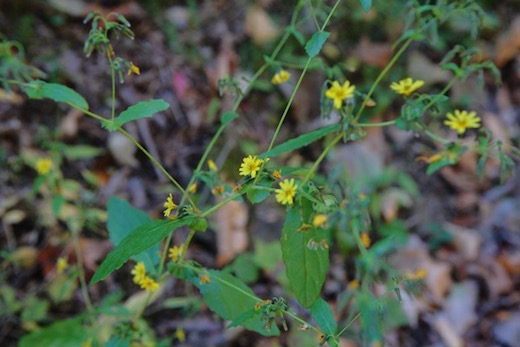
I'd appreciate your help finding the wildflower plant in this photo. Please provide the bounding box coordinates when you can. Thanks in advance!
[2,0,519,346]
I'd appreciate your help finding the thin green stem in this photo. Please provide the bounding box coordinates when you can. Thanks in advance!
[307,0,321,30]
[71,230,94,318]
[107,53,116,121]
[354,35,415,121]
[284,310,321,333]
[336,312,361,338]
[358,120,396,128]
[302,133,342,186]
[321,0,342,31]
[116,128,196,208]
[200,192,242,218]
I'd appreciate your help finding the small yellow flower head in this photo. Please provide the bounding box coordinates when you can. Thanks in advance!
[271,70,291,85]
[139,276,159,292]
[208,159,218,172]
[412,268,427,280]
[188,183,197,193]
[349,279,360,289]
[127,61,140,76]
[163,193,177,218]
[325,80,356,109]
[81,337,93,347]
[390,78,424,96]
[56,257,68,274]
[312,214,328,228]
[35,158,53,175]
[239,155,264,178]
[360,232,371,248]
[211,184,225,196]
[272,169,282,180]
[175,327,186,342]
[199,274,211,284]
[131,261,147,284]
[169,244,183,262]
[444,109,481,135]
[275,178,298,205]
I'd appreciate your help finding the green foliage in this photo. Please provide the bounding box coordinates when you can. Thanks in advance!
[104,99,170,131]
[305,31,330,58]
[19,317,89,347]
[23,81,89,109]
[311,298,338,337]
[91,217,192,284]
[281,202,329,308]
[107,196,160,269]
[359,0,372,11]
[260,124,340,159]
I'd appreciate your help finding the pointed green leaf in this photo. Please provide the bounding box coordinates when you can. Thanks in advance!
[105,99,169,131]
[91,217,191,284]
[62,145,104,160]
[23,81,89,110]
[281,203,329,308]
[190,269,279,336]
[259,124,339,159]
[221,111,238,125]
[107,196,160,269]
[311,298,337,335]
[305,31,330,58]
[360,0,372,11]
[19,317,88,347]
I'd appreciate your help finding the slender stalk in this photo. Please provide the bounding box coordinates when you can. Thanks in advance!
[358,120,396,128]
[336,312,361,338]
[302,133,342,186]
[71,230,94,315]
[354,35,415,121]
[107,52,116,122]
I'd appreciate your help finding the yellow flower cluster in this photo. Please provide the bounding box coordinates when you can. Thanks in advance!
[275,178,298,205]
[390,78,424,96]
[131,262,159,292]
[444,109,481,135]
[169,244,183,262]
[163,193,177,219]
[35,158,53,175]
[325,80,355,109]
[127,61,140,76]
[271,70,291,85]
[239,155,265,178]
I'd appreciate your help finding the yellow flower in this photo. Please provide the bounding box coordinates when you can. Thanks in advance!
[199,274,211,284]
[349,279,360,289]
[163,193,177,218]
[325,80,355,109]
[35,158,52,175]
[175,327,186,342]
[56,257,68,274]
[188,183,197,193]
[127,61,140,75]
[131,262,147,284]
[81,337,93,347]
[271,70,291,85]
[275,178,298,205]
[272,169,282,180]
[360,232,371,248]
[169,244,183,262]
[312,214,328,228]
[208,159,218,172]
[390,78,424,96]
[211,184,224,196]
[139,276,159,292]
[444,109,481,135]
[239,155,264,178]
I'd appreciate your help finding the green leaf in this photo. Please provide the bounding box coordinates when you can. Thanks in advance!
[281,203,329,308]
[190,269,279,336]
[51,195,65,216]
[91,217,191,284]
[105,99,169,131]
[259,124,339,159]
[311,298,337,336]
[360,0,372,11]
[19,317,89,347]
[305,31,330,58]
[221,111,238,125]
[246,178,272,204]
[107,196,160,270]
[23,81,89,110]
[62,145,104,160]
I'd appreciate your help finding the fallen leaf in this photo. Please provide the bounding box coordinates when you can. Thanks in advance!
[431,314,464,347]
[444,223,482,262]
[442,281,478,335]
[244,5,279,46]
[214,199,249,266]
[407,51,452,85]
[351,36,392,68]
[495,16,520,67]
